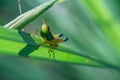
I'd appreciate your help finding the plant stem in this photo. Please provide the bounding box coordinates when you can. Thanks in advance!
[18,0,22,15]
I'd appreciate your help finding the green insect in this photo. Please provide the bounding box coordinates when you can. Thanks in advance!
[36,20,68,57]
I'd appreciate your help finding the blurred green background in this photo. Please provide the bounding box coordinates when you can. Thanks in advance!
[0,0,120,80]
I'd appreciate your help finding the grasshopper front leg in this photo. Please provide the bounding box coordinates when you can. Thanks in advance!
[48,48,55,57]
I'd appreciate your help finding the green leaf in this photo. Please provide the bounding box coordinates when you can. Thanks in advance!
[1,26,120,69]
[4,0,57,30]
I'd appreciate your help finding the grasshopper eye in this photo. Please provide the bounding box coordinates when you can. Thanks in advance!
[58,33,63,37]
[63,37,68,42]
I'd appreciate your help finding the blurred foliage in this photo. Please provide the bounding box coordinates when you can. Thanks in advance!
[0,0,120,80]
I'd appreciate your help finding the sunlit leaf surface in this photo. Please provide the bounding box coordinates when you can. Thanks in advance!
[0,26,108,67]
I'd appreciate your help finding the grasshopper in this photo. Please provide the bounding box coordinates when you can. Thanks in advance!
[35,20,68,57]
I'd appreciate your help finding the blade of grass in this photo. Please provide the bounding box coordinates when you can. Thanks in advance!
[4,0,57,30]
[1,26,120,69]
